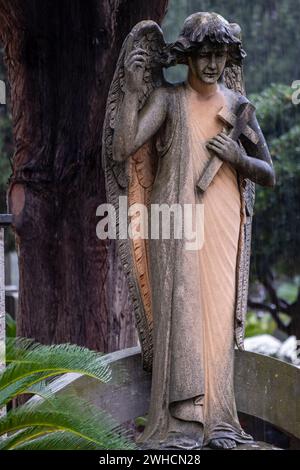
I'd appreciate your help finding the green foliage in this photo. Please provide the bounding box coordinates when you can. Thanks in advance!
[5,313,16,338]
[250,84,300,138]
[0,395,133,450]
[163,0,300,93]
[250,85,300,278]
[1,338,112,407]
[3,430,106,451]
[134,415,147,428]
[277,280,299,304]
[245,312,276,337]
[0,338,135,450]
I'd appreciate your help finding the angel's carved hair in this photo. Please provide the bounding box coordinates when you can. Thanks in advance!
[169,12,246,66]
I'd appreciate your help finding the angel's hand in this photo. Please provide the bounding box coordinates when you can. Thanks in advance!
[124,48,149,93]
[206,133,243,166]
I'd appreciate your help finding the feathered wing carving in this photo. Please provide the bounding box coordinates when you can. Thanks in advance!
[102,21,169,371]
[223,62,255,349]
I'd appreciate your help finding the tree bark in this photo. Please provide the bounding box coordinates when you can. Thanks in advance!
[0,0,168,352]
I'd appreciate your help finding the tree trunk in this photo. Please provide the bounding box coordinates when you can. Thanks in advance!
[0,0,168,352]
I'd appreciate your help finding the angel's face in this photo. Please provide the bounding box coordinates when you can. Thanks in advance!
[188,42,228,84]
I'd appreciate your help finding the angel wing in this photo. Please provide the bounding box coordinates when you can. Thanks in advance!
[102,21,170,372]
[223,57,256,349]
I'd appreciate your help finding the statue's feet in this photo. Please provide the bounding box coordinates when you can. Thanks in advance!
[208,438,237,450]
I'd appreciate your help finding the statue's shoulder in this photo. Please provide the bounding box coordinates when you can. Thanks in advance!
[147,83,173,104]
[151,82,184,112]
[153,82,183,98]
[219,83,250,111]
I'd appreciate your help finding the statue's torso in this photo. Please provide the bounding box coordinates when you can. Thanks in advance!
[150,82,242,204]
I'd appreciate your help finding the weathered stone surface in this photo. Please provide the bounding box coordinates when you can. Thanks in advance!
[234,350,300,440]
[231,441,281,450]
[32,347,300,447]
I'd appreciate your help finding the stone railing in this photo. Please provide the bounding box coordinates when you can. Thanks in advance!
[33,346,300,446]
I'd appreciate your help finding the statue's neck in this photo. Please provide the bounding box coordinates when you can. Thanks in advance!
[187,71,219,98]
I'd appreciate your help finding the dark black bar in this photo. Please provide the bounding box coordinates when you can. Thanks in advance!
[0,449,292,467]
[0,214,12,227]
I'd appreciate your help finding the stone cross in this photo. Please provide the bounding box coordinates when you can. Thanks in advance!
[196,102,259,192]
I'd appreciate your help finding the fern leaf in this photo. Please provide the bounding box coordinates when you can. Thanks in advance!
[11,431,102,450]
[0,372,55,407]
[0,426,54,450]
[0,394,135,450]
[0,339,112,394]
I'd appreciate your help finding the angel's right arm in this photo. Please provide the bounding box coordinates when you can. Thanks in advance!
[112,87,169,162]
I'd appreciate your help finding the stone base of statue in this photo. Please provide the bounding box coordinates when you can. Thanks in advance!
[27,347,300,450]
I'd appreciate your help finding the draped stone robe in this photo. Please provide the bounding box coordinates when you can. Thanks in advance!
[136,81,254,447]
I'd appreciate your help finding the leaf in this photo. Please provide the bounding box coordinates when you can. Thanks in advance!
[5,314,16,339]
[0,372,54,407]
[0,394,135,450]
[11,431,102,450]
[0,426,54,450]
[0,339,112,397]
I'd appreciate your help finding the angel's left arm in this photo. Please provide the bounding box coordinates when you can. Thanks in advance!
[207,113,276,187]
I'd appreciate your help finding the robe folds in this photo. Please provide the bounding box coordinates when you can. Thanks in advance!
[136,82,253,448]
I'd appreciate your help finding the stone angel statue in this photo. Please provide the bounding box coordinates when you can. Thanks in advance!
[102,12,275,450]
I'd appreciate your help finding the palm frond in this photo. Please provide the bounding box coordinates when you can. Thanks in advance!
[24,379,57,400]
[0,338,112,394]
[0,394,135,450]
[0,338,134,450]
[11,431,102,450]
[0,426,54,450]
[0,372,55,407]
